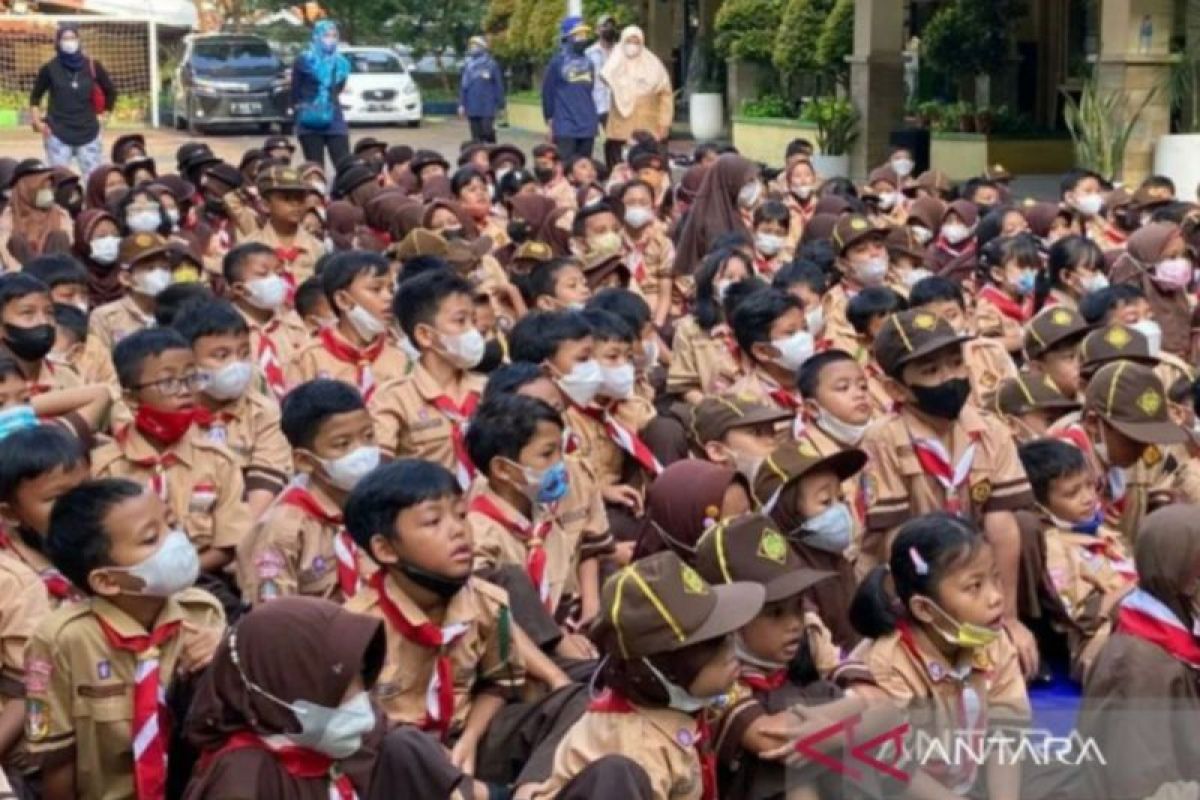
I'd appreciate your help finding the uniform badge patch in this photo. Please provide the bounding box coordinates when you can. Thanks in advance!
[25,699,47,741]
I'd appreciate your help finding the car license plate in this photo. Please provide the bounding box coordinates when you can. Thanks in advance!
[231,102,262,115]
[367,104,394,112]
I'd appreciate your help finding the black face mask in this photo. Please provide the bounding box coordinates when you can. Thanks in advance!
[975,203,995,218]
[534,166,556,185]
[4,323,55,362]
[507,219,531,243]
[910,377,971,420]
[600,27,618,44]
[398,562,468,599]
[570,41,588,56]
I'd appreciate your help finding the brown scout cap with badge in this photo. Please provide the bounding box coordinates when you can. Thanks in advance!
[119,233,171,267]
[581,252,631,290]
[1084,361,1187,445]
[985,163,1013,183]
[1024,305,1090,360]
[993,371,1081,417]
[885,226,927,264]
[393,228,449,261]
[257,165,308,195]
[831,214,887,255]
[590,550,764,659]
[873,309,972,379]
[752,437,868,506]
[1080,323,1156,374]
[694,513,835,603]
[686,395,792,448]
[510,241,554,274]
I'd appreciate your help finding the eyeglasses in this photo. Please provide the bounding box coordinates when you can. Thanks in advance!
[134,372,208,396]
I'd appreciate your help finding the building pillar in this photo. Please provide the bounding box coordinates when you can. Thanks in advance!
[848,0,905,180]
[1096,0,1175,184]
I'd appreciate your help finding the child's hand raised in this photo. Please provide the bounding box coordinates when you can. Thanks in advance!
[177,621,224,674]
[601,484,643,515]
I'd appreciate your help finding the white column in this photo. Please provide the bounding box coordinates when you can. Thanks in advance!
[148,18,160,128]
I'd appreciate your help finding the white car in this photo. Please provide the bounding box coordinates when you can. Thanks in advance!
[340,47,422,127]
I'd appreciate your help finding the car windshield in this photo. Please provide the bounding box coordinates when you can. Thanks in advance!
[191,39,280,77]
[348,51,405,74]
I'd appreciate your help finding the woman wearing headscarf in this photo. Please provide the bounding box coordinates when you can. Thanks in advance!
[674,154,760,276]
[0,160,73,271]
[291,20,351,169]
[184,597,386,800]
[28,24,115,178]
[600,27,673,167]
[74,208,124,306]
[325,201,364,251]
[632,460,752,561]
[84,163,127,210]
[1110,221,1193,359]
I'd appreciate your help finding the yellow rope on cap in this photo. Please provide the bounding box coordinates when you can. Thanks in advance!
[612,565,686,658]
[892,315,914,353]
[1106,361,1128,417]
[714,522,733,584]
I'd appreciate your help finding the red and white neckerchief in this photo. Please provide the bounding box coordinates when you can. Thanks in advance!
[369,571,468,741]
[740,668,788,693]
[95,615,181,800]
[757,373,804,437]
[116,427,179,502]
[256,319,288,398]
[908,429,980,516]
[1081,537,1137,581]
[625,237,648,285]
[192,407,237,445]
[428,390,480,490]
[318,327,385,402]
[977,284,1029,324]
[201,731,357,800]
[575,403,662,477]
[1116,588,1200,667]
[469,494,555,609]
[277,485,363,599]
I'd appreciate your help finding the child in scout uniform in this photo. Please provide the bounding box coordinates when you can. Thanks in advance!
[850,513,1031,798]
[532,550,767,799]
[1023,304,1089,403]
[974,233,1040,354]
[173,299,291,521]
[90,329,252,577]
[749,201,792,278]
[222,242,311,399]
[238,380,378,606]
[845,287,906,419]
[232,165,324,285]
[615,177,678,327]
[991,370,1081,444]
[0,274,83,397]
[821,214,892,355]
[371,271,486,489]
[288,251,408,401]
[25,478,225,800]
[859,308,1038,675]
[727,287,811,415]
[684,394,790,484]
[293,276,334,335]
[1017,439,1135,680]
[49,304,88,376]
[23,254,89,316]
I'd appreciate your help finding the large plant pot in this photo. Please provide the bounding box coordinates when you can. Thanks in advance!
[1154,134,1200,200]
[690,93,724,141]
[811,153,849,179]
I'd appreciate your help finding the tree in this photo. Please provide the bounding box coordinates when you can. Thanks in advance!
[390,0,487,92]
[483,0,518,62]
[715,0,784,65]
[815,0,853,91]
[922,0,1024,100]
[312,0,400,43]
[772,0,833,86]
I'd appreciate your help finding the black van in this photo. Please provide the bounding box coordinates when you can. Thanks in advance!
[172,34,292,134]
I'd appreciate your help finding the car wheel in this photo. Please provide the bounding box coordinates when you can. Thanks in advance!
[186,96,204,135]
[406,119,421,128]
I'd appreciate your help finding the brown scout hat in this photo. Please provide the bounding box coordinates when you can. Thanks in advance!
[580,251,630,289]
[753,437,868,506]
[913,169,953,197]
[873,309,972,379]
[1080,323,1156,374]
[885,225,927,263]
[591,550,764,659]
[489,144,527,171]
[444,235,494,273]
[119,232,171,267]
[393,228,449,260]
[511,240,554,273]
[256,164,308,195]
[1084,361,1187,445]
[1023,305,1090,360]
[993,370,1081,417]
[867,166,900,189]
[686,395,792,447]
[831,214,886,255]
[695,513,835,603]
[984,163,1013,183]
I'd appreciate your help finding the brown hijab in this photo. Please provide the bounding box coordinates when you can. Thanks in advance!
[632,460,746,562]
[422,198,479,239]
[508,194,557,235]
[1111,221,1191,357]
[390,202,427,241]
[420,174,453,202]
[73,209,124,306]
[85,163,124,209]
[676,163,711,206]
[326,201,365,251]
[8,171,69,262]
[184,597,385,800]
[674,154,757,276]
[538,206,577,257]
[1134,504,1200,624]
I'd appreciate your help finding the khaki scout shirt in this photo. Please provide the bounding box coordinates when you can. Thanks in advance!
[543,178,578,211]
[728,366,803,421]
[370,362,486,469]
[285,329,410,396]
[533,700,706,799]
[345,574,525,731]
[0,536,81,611]
[666,317,742,399]
[821,283,861,357]
[625,222,677,300]
[0,553,50,710]
[559,456,616,564]
[194,389,292,495]
[23,590,225,800]
[240,223,324,285]
[236,305,311,388]
[963,336,1018,409]
[82,295,154,387]
[91,427,252,554]
[860,405,1033,534]
[562,396,657,488]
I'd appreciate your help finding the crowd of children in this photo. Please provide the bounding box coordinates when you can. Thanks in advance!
[2,100,1200,800]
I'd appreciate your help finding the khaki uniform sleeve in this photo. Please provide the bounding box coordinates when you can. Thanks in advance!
[224,190,263,238]
[986,637,1032,725]
[283,343,320,388]
[864,639,919,710]
[369,380,408,459]
[711,682,765,764]
[209,451,253,551]
[473,581,525,691]
[237,508,305,605]
[666,322,703,397]
[23,615,78,755]
[861,423,911,533]
[614,396,656,435]
[469,514,503,574]
[980,424,1034,513]
[0,568,49,694]
[245,399,292,495]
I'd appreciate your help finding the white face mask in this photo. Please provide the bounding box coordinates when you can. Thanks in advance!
[1131,318,1163,356]
[108,528,199,597]
[346,304,386,341]
[1072,193,1103,217]
[815,405,869,446]
[555,359,604,407]
[770,330,815,372]
[877,191,900,211]
[903,267,933,288]
[60,39,80,55]
[127,210,162,234]
[133,267,172,298]
[798,502,854,553]
[165,208,181,228]
[805,305,825,339]
[714,279,733,303]
[892,158,915,178]
[755,233,785,257]
[737,181,762,209]
[722,447,765,484]
[244,274,288,311]
[624,206,655,229]
[438,327,486,370]
[791,184,813,200]
[90,235,121,264]
[319,445,381,491]
[600,362,636,399]
[1081,271,1109,292]
[638,337,659,371]
[623,42,643,58]
[34,188,55,210]
[910,225,933,245]
[941,222,972,245]
[853,256,888,287]
[398,334,421,363]
[202,360,254,401]
[642,657,723,713]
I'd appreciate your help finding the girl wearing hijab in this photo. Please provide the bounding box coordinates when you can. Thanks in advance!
[84,163,127,211]
[632,460,752,561]
[1109,221,1193,358]
[0,160,73,271]
[184,597,385,799]
[73,208,124,306]
[29,24,115,178]
[674,154,760,277]
[291,21,351,168]
[600,27,674,159]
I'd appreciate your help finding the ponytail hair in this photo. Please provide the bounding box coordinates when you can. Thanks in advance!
[849,513,984,639]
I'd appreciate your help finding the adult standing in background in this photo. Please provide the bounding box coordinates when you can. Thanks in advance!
[541,17,598,160]
[459,36,505,144]
[601,26,674,164]
[29,24,115,179]
[291,20,351,169]
[586,15,617,163]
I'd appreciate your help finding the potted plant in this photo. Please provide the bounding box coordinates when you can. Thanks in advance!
[975,105,994,134]
[805,96,858,177]
[1062,77,1157,180]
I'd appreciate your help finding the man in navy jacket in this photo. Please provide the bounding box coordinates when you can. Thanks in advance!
[540,16,598,160]
[459,36,505,144]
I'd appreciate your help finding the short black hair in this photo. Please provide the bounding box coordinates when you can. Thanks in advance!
[52,303,87,344]
[1018,439,1088,505]
[294,276,326,318]
[153,283,214,328]
[524,257,582,305]
[451,166,487,196]
[796,349,857,399]
[222,241,276,286]
[47,478,144,593]
[571,201,618,238]
[1059,168,1103,199]
[1078,284,1145,325]
[846,287,906,336]
[0,425,88,502]
[0,273,49,314]
[772,260,826,295]
[23,254,88,290]
[113,327,191,390]
[465,395,563,478]
[508,310,592,364]
[393,269,473,341]
[752,199,790,229]
[344,459,461,558]
[909,275,965,311]
[582,307,633,345]
[172,298,249,344]
[321,250,391,311]
[785,138,814,159]
[280,379,366,450]
[398,255,451,284]
[482,362,547,403]
[730,287,801,361]
[1140,175,1176,195]
[587,288,651,338]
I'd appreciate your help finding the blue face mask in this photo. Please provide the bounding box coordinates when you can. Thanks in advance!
[1015,270,1037,297]
[533,460,569,504]
[1071,508,1104,536]
[321,36,338,54]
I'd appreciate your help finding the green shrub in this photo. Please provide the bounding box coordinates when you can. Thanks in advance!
[802,96,858,155]
[715,0,784,64]
[815,0,854,84]
[772,0,832,81]
[740,94,795,119]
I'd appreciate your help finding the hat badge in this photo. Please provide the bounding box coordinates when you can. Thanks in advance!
[797,439,819,458]
[913,312,937,330]
[1137,388,1162,416]
[1105,327,1131,349]
[680,564,708,596]
[136,233,153,245]
[1051,309,1073,326]
[850,217,869,231]
[758,529,788,564]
